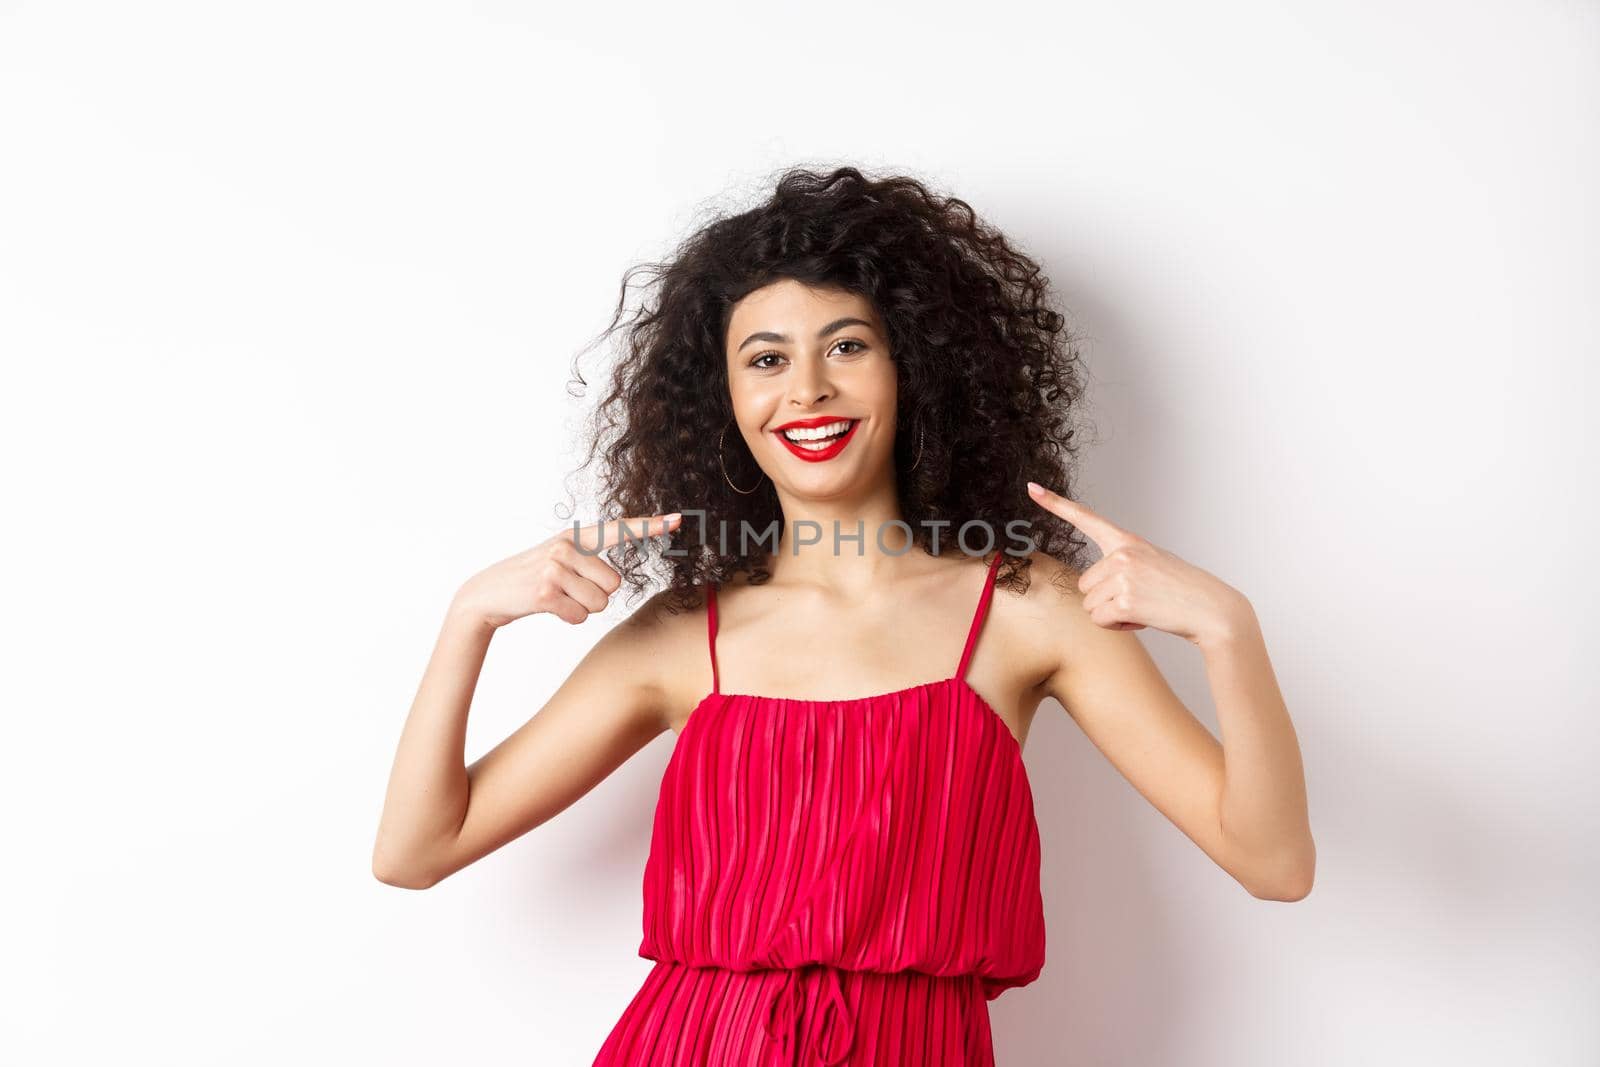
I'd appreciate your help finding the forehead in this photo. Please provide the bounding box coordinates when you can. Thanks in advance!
[725,280,880,340]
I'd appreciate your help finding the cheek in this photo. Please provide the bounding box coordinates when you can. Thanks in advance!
[727,376,779,425]
[864,366,899,415]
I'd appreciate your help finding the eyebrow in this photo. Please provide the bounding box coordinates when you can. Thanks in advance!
[735,316,876,354]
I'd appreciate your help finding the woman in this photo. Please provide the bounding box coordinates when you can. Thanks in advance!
[372,166,1314,1065]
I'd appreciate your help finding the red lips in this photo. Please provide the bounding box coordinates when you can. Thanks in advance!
[770,416,860,463]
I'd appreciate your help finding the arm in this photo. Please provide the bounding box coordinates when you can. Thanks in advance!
[1195,603,1314,901]
[1023,483,1315,901]
[1041,578,1313,901]
[371,513,682,890]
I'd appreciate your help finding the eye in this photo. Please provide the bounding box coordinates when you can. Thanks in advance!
[747,339,868,369]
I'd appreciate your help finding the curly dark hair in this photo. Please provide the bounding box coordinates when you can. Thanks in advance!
[561,164,1097,612]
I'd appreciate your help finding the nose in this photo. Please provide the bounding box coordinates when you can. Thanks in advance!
[785,352,833,408]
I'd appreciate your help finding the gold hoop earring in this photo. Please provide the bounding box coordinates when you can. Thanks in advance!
[907,423,926,472]
[719,422,766,495]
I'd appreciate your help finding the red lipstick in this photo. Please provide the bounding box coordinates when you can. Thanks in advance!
[770,415,861,463]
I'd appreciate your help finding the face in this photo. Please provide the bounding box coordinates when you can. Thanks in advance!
[723,279,899,499]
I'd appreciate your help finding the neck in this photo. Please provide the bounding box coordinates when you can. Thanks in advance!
[764,480,920,588]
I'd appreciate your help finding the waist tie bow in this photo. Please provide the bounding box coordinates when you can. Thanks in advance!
[761,963,856,1066]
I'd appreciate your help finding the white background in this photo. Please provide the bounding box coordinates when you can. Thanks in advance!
[3,1,1595,1064]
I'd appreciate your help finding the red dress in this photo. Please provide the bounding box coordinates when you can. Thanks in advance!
[593,551,1045,1065]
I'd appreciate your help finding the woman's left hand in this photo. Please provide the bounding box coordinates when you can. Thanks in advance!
[1026,481,1252,647]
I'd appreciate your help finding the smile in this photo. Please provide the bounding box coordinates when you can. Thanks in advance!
[771,418,861,462]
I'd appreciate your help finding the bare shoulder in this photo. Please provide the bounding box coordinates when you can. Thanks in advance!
[592,581,715,728]
[986,549,1097,694]
[996,548,1178,727]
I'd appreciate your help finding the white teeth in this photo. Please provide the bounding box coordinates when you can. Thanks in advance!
[781,419,853,442]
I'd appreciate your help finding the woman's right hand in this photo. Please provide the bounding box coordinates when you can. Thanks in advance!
[451,512,683,629]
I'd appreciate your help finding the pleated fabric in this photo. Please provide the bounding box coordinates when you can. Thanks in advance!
[594,552,1045,1066]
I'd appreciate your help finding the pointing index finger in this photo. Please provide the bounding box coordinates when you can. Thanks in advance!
[571,512,683,554]
[1025,482,1128,551]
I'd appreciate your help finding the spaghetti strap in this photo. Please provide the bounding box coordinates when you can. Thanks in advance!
[706,581,720,695]
[955,551,1003,682]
